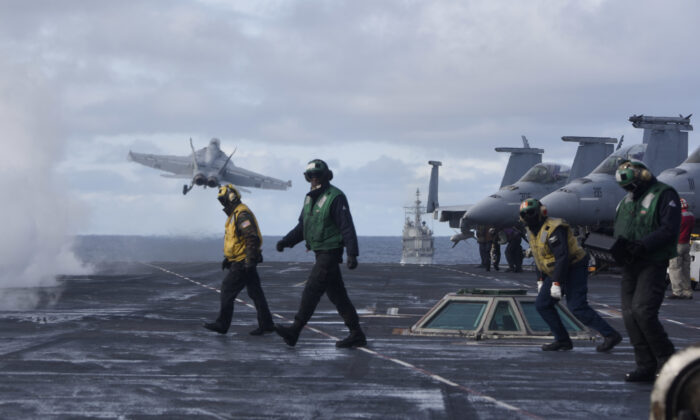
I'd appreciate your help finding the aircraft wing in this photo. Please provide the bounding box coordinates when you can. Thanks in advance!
[128,151,193,176]
[221,165,292,191]
[432,204,472,228]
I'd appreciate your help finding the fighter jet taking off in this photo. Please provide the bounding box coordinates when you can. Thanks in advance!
[128,138,292,195]
[541,114,692,228]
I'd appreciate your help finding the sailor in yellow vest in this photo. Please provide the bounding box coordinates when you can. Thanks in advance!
[203,184,274,336]
[520,198,622,352]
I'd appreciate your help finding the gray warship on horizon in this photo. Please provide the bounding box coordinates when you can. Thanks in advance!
[400,189,434,265]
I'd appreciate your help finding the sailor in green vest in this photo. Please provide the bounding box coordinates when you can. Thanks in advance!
[274,159,366,348]
[613,160,681,382]
[520,198,622,352]
[203,184,274,336]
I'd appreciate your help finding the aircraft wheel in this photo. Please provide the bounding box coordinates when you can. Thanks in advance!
[650,345,700,419]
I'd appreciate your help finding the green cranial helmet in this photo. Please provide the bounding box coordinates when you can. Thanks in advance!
[615,160,651,189]
[303,159,333,182]
[519,198,546,224]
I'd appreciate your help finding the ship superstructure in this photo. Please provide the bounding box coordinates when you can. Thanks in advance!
[401,189,434,265]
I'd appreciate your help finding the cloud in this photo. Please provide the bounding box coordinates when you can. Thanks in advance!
[2,0,699,241]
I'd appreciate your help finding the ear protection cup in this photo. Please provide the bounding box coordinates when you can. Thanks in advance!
[639,167,651,181]
[540,204,547,217]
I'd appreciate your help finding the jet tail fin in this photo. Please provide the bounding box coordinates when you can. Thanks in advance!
[632,113,692,174]
[218,147,237,176]
[562,137,617,182]
[427,161,442,213]
[495,136,544,187]
[189,138,199,172]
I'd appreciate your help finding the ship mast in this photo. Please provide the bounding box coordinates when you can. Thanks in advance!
[414,188,422,227]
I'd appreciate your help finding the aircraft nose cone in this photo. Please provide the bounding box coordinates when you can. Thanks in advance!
[541,190,579,221]
[466,196,518,226]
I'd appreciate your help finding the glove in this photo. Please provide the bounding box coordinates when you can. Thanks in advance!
[550,282,562,300]
[347,255,358,270]
[537,279,543,293]
[625,240,646,258]
[221,257,232,271]
[276,240,286,252]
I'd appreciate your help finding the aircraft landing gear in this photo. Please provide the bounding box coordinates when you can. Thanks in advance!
[183,184,193,195]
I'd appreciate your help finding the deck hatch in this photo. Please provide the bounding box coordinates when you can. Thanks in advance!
[410,289,593,340]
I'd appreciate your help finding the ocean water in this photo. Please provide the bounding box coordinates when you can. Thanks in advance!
[74,235,496,265]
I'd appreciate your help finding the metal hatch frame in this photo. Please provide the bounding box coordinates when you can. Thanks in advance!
[410,290,595,340]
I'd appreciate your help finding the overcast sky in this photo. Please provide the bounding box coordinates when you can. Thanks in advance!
[2,0,700,256]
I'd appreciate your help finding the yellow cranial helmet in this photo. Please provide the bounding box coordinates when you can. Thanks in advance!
[217,184,241,206]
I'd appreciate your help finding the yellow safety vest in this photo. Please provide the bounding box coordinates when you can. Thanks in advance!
[223,203,262,262]
[527,218,586,277]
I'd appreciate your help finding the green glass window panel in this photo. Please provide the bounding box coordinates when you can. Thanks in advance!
[424,301,487,330]
[520,302,583,332]
[488,301,521,331]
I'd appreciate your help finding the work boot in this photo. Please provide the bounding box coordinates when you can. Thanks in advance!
[624,368,656,383]
[493,264,499,271]
[249,325,275,336]
[275,322,302,347]
[541,340,573,351]
[203,322,227,334]
[336,329,367,348]
[596,331,622,352]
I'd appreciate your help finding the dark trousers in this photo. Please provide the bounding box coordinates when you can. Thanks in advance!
[294,250,361,331]
[621,261,675,372]
[492,243,501,268]
[215,263,273,331]
[536,261,616,342]
[505,238,523,270]
[478,242,491,268]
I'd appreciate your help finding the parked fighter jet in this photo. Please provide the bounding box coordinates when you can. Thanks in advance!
[427,136,543,228]
[540,143,646,227]
[658,146,700,215]
[541,114,692,227]
[463,137,617,228]
[128,138,292,195]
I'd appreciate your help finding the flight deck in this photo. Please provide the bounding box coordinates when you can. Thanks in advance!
[0,262,697,419]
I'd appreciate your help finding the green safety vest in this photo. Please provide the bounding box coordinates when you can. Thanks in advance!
[303,185,344,251]
[613,181,678,262]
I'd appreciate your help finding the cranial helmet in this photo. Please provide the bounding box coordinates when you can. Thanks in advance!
[680,197,689,210]
[615,160,652,190]
[217,184,241,206]
[519,198,547,225]
[304,159,333,182]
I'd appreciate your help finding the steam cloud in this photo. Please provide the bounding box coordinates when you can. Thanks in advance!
[0,60,90,310]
